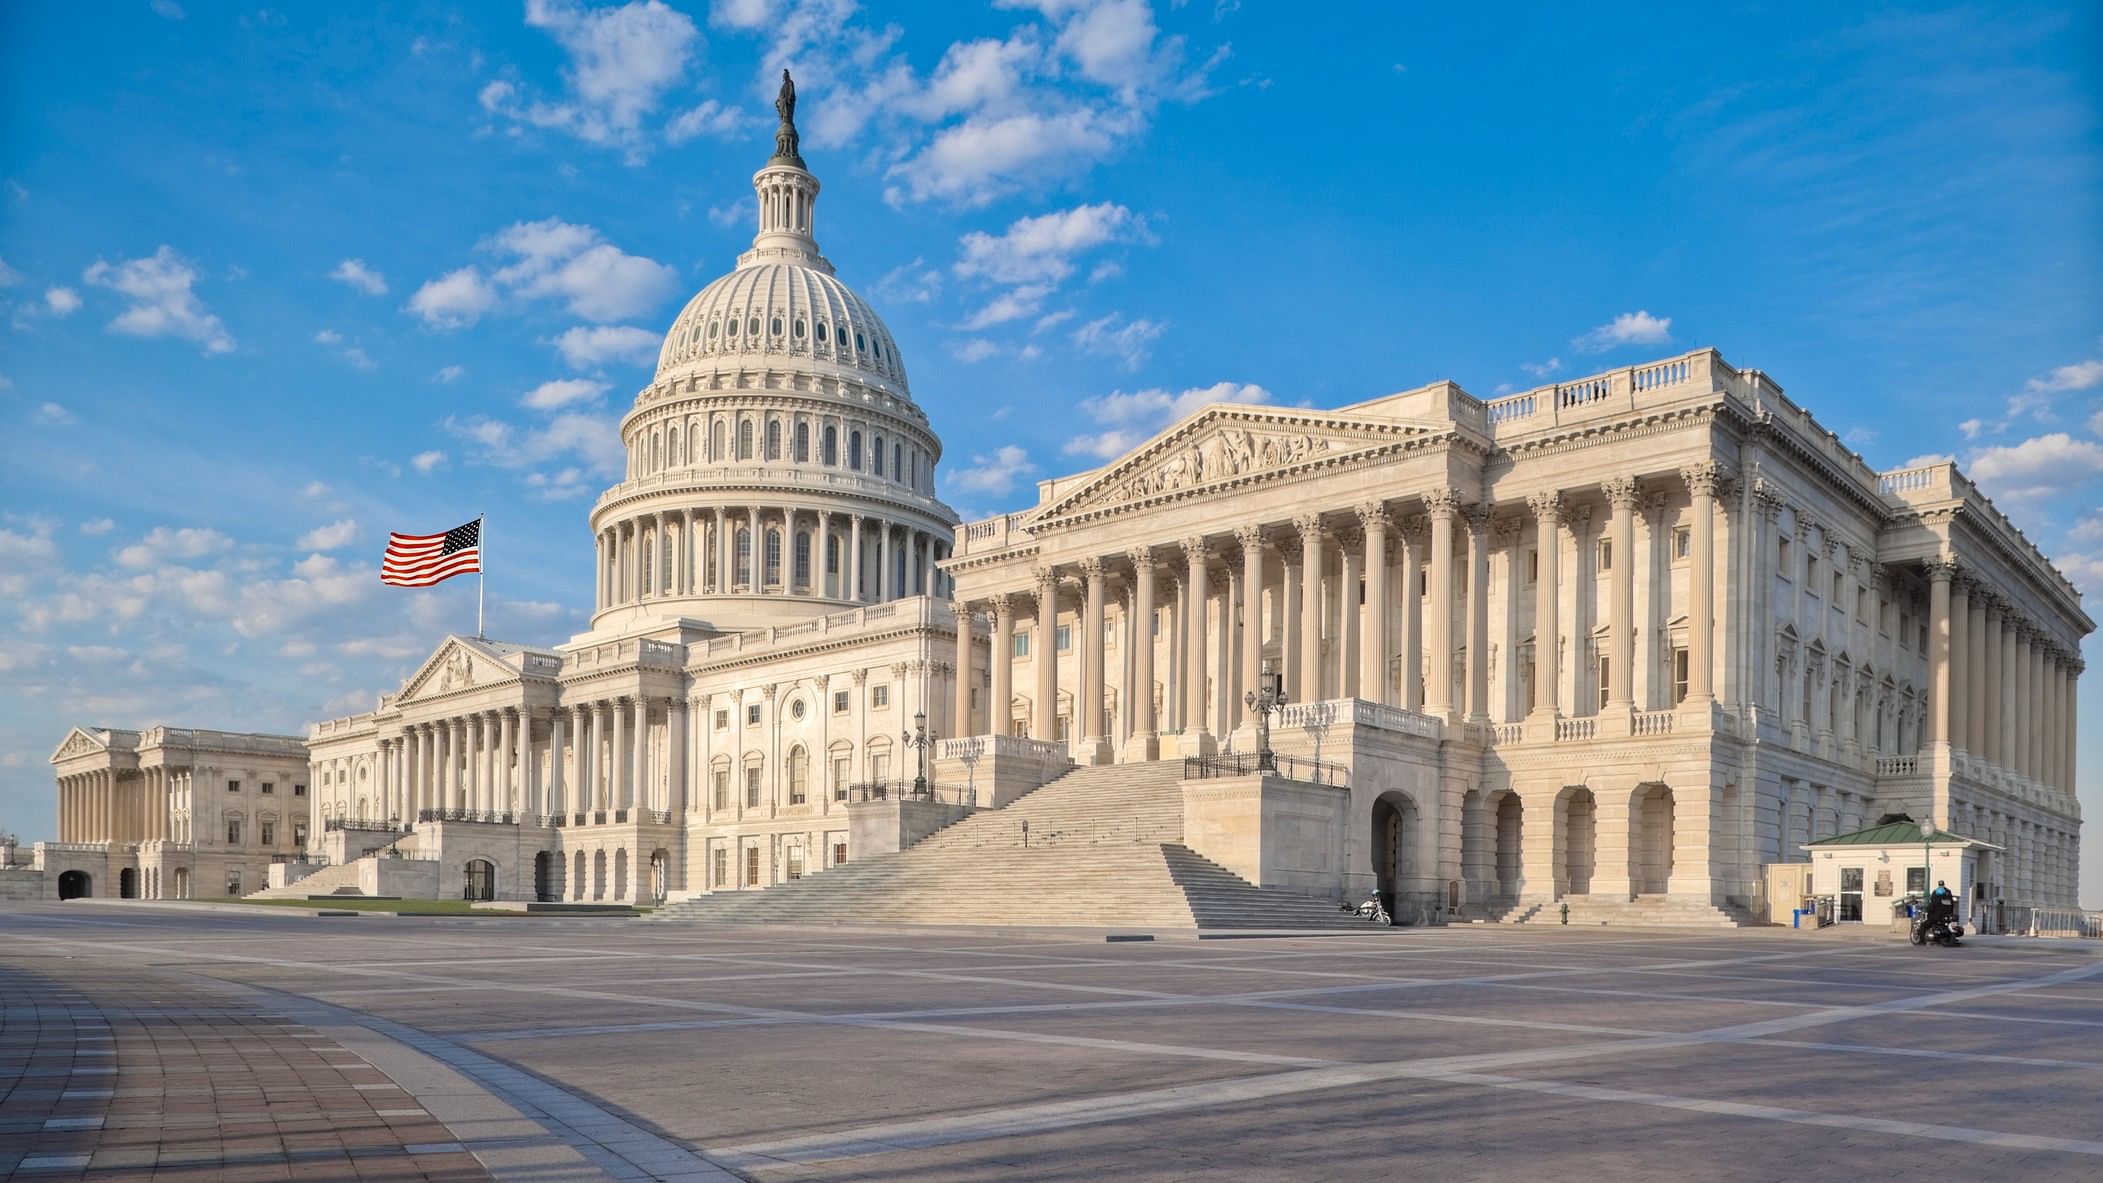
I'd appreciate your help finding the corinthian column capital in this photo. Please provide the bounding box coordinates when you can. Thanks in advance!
[1601,476,1641,510]
[1526,490,1563,521]
[1680,460,1727,498]
[1422,487,1462,518]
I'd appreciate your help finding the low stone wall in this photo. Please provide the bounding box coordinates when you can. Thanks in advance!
[1180,773,1350,897]
[848,798,976,858]
[362,858,443,898]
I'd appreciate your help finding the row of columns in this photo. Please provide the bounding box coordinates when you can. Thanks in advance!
[956,469,1727,753]
[1925,562,2083,793]
[55,767,196,846]
[376,698,691,825]
[594,507,948,610]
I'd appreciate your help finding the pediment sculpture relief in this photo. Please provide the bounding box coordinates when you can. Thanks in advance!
[1112,428,1334,504]
[438,649,477,692]
[56,731,100,758]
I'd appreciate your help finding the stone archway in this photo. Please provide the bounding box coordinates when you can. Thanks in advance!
[58,870,92,900]
[1557,786,1597,897]
[649,848,671,903]
[119,867,139,899]
[613,848,630,900]
[463,859,496,902]
[1369,790,1422,921]
[1493,792,1524,901]
[171,867,190,899]
[573,850,588,901]
[534,851,558,902]
[1630,783,1676,895]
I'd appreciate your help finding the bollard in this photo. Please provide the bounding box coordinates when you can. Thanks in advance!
[1559,902,1569,925]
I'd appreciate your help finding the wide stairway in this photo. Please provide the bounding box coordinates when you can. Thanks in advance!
[648,761,1367,930]
[248,860,368,900]
[1503,893,1751,928]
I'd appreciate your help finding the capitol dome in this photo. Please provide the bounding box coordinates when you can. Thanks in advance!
[585,71,958,637]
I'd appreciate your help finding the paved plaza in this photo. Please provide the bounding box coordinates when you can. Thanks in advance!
[3,907,2102,1181]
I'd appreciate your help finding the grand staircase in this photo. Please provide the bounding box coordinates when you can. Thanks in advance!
[1502,893,1751,928]
[648,761,1366,930]
[248,860,367,900]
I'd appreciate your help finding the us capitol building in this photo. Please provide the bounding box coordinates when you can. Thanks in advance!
[14,83,2090,925]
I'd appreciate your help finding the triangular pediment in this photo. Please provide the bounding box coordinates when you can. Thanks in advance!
[49,727,110,763]
[397,636,527,704]
[1033,405,1434,523]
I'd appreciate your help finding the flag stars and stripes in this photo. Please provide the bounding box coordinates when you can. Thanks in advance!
[381,517,482,587]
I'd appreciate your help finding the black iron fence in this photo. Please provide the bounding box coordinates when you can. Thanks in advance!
[416,808,520,825]
[845,780,970,804]
[323,818,404,834]
[1183,752,1349,787]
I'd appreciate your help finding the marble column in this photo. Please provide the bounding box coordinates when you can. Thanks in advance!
[1357,508,1389,706]
[1080,561,1110,762]
[1948,573,1970,756]
[1237,527,1266,725]
[849,515,864,601]
[1182,538,1213,754]
[1965,593,1988,754]
[1032,568,1059,742]
[991,594,1015,738]
[1983,606,2005,766]
[1681,463,1723,704]
[1127,552,1158,760]
[1399,519,1423,711]
[497,708,516,813]
[1338,530,1363,700]
[1296,516,1326,703]
[1426,490,1460,717]
[1528,491,1562,717]
[1927,559,1954,748]
[549,709,567,822]
[1464,505,1491,722]
[2012,627,2033,778]
[953,601,976,738]
[667,699,687,818]
[1279,538,1303,704]
[630,696,649,811]
[1603,478,1639,711]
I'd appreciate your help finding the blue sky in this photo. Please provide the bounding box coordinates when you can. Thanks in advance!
[2,2,2099,899]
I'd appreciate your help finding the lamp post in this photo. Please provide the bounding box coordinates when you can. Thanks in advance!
[1241,660,1288,773]
[903,710,934,799]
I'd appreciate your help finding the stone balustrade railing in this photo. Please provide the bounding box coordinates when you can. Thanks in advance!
[1632,710,1677,736]
[935,734,1069,764]
[1479,350,1712,435]
[591,464,950,517]
[1876,756,1921,776]
[1555,717,1598,741]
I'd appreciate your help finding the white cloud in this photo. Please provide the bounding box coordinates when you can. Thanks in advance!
[79,518,115,536]
[961,283,1052,330]
[1966,433,2103,502]
[2025,359,2103,394]
[1062,380,1273,459]
[666,98,751,143]
[520,377,610,410]
[1521,357,1562,379]
[551,324,659,368]
[886,107,1136,207]
[43,286,80,315]
[410,449,448,473]
[31,402,76,426]
[434,365,466,383]
[1958,417,1986,440]
[114,526,233,569]
[0,257,18,286]
[0,525,58,565]
[949,338,1002,363]
[150,0,183,18]
[300,481,331,498]
[444,410,625,478]
[524,465,594,500]
[295,519,359,551]
[483,0,703,160]
[81,245,235,354]
[313,328,375,370]
[955,202,1147,285]
[946,444,1034,498]
[1070,311,1165,368]
[328,258,388,295]
[875,258,943,304]
[1899,452,1955,468]
[405,266,499,330]
[706,197,754,229]
[2089,407,2103,437]
[1572,310,1673,353]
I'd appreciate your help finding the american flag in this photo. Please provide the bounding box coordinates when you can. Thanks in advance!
[381,518,482,587]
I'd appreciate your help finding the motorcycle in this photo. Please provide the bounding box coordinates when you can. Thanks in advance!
[1910,909,1964,947]
[1340,894,1391,925]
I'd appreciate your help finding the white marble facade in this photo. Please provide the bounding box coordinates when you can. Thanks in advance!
[41,92,2090,914]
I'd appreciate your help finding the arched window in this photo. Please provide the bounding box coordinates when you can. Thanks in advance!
[892,442,902,481]
[793,421,810,462]
[669,427,681,465]
[661,530,673,593]
[738,419,755,460]
[794,531,811,587]
[765,528,783,586]
[642,530,655,593]
[823,425,838,465]
[711,419,726,461]
[735,527,752,586]
[872,434,885,476]
[848,430,863,470]
[787,746,809,805]
[908,449,917,488]
[765,419,782,460]
[825,534,839,587]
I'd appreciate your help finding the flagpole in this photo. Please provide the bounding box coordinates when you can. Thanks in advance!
[477,513,486,640]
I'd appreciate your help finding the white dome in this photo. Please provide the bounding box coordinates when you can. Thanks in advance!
[655,261,910,397]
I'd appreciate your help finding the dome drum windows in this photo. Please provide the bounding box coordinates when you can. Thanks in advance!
[770,316,784,337]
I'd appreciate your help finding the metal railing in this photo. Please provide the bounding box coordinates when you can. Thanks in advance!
[323,818,405,834]
[1977,904,2103,938]
[416,808,521,825]
[846,780,972,805]
[1183,752,1349,787]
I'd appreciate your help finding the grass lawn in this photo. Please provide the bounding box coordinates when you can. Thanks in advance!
[186,896,647,916]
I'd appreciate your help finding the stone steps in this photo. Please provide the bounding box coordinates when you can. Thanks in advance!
[1502,894,1750,928]
[248,860,365,900]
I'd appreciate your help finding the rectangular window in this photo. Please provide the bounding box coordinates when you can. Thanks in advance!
[1905,866,1927,895]
[1673,648,1691,705]
[1596,660,1611,712]
[293,784,307,797]
[260,821,275,847]
[833,841,848,866]
[787,846,805,880]
[1013,632,1031,657]
[226,819,242,844]
[260,782,274,795]
[1672,526,1692,561]
[833,690,850,714]
[226,870,242,896]
[227,779,241,793]
[1778,536,1793,576]
[1856,588,1870,623]
[1526,549,1538,585]
[1833,571,1845,600]
[870,753,890,782]
[715,709,729,730]
[744,766,761,808]
[872,685,890,708]
[712,847,728,888]
[747,703,761,725]
[1056,624,1072,652]
[744,846,760,887]
[1596,539,1612,572]
[832,757,851,800]
[292,822,307,849]
[712,770,729,811]
[1806,553,1821,590]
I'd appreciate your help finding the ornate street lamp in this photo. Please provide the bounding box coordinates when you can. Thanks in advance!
[902,710,936,798]
[1242,661,1287,773]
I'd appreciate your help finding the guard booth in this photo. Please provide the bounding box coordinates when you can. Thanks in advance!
[1802,821,1998,929]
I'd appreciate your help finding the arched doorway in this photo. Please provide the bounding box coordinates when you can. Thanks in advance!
[1631,783,1676,895]
[1494,792,1524,901]
[119,868,139,899]
[649,849,671,903]
[1369,791,1421,922]
[171,867,190,899]
[463,859,496,902]
[1557,787,1597,897]
[613,848,630,900]
[58,870,92,900]
[573,851,588,901]
[533,851,558,903]
[591,850,607,900]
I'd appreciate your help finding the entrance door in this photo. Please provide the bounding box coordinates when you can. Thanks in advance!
[463,859,496,902]
[57,870,91,900]
[119,868,139,899]
[1839,866,1864,921]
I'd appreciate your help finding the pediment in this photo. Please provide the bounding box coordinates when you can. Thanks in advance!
[49,727,108,763]
[397,636,523,704]
[1033,406,1436,524]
